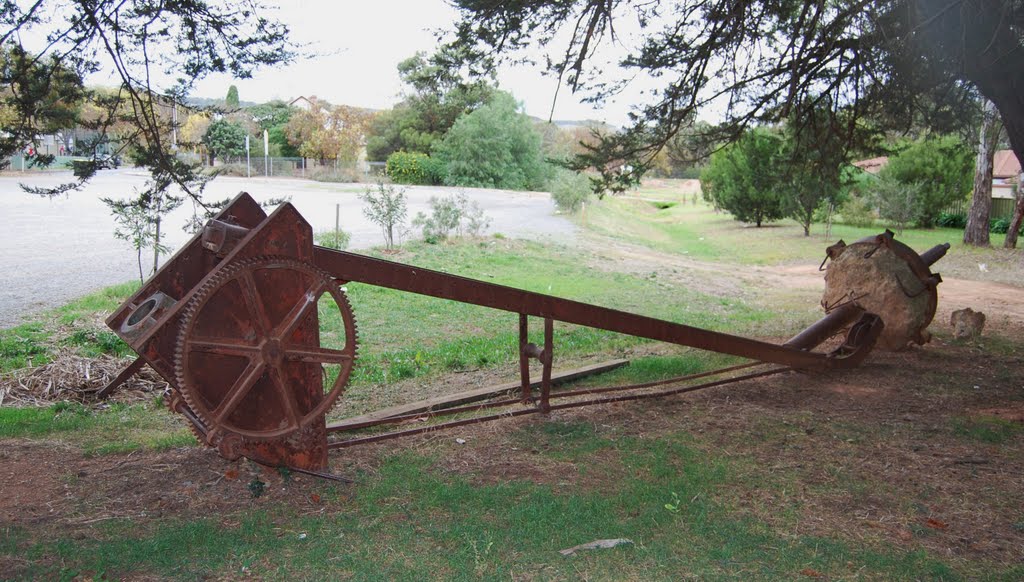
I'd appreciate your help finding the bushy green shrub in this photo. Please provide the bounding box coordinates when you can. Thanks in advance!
[937,212,967,229]
[989,216,1023,235]
[314,228,351,250]
[412,192,491,243]
[839,196,876,228]
[433,92,548,191]
[419,155,447,185]
[880,136,972,228]
[386,151,444,185]
[547,169,591,213]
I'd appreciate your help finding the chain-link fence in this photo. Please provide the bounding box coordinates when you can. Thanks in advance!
[2,154,96,172]
[176,154,387,182]
[4,153,389,184]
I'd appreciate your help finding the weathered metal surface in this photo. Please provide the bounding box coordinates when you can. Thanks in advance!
[822,230,945,350]
[107,194,341,470]
[311,246,882,370]
[106,195,948,474]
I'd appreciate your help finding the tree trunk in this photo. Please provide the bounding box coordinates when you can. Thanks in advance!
[964,100,999,246]
[152,214,162,275]
[136,247,144,284]
[1005,173,1024,249]
[918,0,1024,208]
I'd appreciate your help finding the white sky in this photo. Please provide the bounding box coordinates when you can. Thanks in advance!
[178,0,640,125]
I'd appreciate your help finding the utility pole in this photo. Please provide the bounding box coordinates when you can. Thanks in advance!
[263,129,269,177]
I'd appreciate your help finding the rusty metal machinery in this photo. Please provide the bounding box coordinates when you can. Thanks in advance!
[821,231,948,350]
[105,193,948,473]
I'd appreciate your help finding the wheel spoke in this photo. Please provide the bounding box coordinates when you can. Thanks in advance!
[212,359,266,422]
[189,337,259,357]
[268,363,301,428]
[240,271,271,335]
[274,279,327,340]
[284,346,353,364]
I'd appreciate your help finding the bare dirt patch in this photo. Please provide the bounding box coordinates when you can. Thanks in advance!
[2,335,1022,573]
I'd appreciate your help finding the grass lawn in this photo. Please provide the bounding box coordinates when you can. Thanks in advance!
[1,180,1022,580]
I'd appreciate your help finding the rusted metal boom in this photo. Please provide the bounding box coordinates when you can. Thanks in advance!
[312,247,881,371]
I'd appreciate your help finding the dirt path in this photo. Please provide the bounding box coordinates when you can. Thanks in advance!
[3,337,1022,575]
[586,234,1024,336]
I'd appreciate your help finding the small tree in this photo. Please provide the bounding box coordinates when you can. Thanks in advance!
[547,168,591,213]
[871,174,922,235]
[225,85,240,108]
[881,136,973,228]
[779,103,852,236]
[433,91,548,190]
[104,189,182,282]
[360,182,408,250]
[202,119,247,164]
[700,129,786,227]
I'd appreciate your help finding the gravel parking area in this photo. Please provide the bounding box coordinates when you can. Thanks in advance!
[0,169,576,328]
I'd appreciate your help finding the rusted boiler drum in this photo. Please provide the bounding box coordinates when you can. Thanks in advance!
[821,231,949,351]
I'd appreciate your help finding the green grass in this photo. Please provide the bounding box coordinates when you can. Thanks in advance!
[0,322,50,372]
[587,195,978,266]
[54,281,140,325]
[5,432,970,580]
[0,401,196,454]
[953,416,1024,444]
[325,239,775,390]
[0,282,138,373]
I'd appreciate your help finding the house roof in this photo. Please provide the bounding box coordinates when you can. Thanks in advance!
[993,150,1022,178]
[853,150,1021,179]
[289,96,314,110]
[852,156,888,174]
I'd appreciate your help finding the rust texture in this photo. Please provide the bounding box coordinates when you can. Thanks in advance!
[107,194,947,472]
[821,230,946,350]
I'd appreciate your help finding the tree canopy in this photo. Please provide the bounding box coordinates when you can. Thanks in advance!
[701,129,787,228]
[285,98,375,163]
[365,49,496,161]
[446,1,1024,192]
[434,91,548,190]
[203,118,247,162]
[1,0,293,200]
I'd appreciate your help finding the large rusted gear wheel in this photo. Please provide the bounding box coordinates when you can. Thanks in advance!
[174,256,357,444]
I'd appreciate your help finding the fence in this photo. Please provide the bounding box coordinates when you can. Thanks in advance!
[175,154,386,182]
[3,155,87,172]
[941,197,1017,219]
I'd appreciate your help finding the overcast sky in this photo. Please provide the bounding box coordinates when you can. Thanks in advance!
[174,0,639,125]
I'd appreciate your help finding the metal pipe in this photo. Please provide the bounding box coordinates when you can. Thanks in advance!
[919,243,951,267]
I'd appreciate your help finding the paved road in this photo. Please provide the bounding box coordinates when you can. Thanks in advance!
[0,169,576,329]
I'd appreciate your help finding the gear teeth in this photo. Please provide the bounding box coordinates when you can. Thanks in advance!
[173,256,359,446]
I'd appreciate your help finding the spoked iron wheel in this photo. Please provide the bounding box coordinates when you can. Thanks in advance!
[174,256,357,445]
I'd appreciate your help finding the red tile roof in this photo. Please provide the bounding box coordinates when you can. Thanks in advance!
[852,156,888,174]
[993,150,1022,178]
